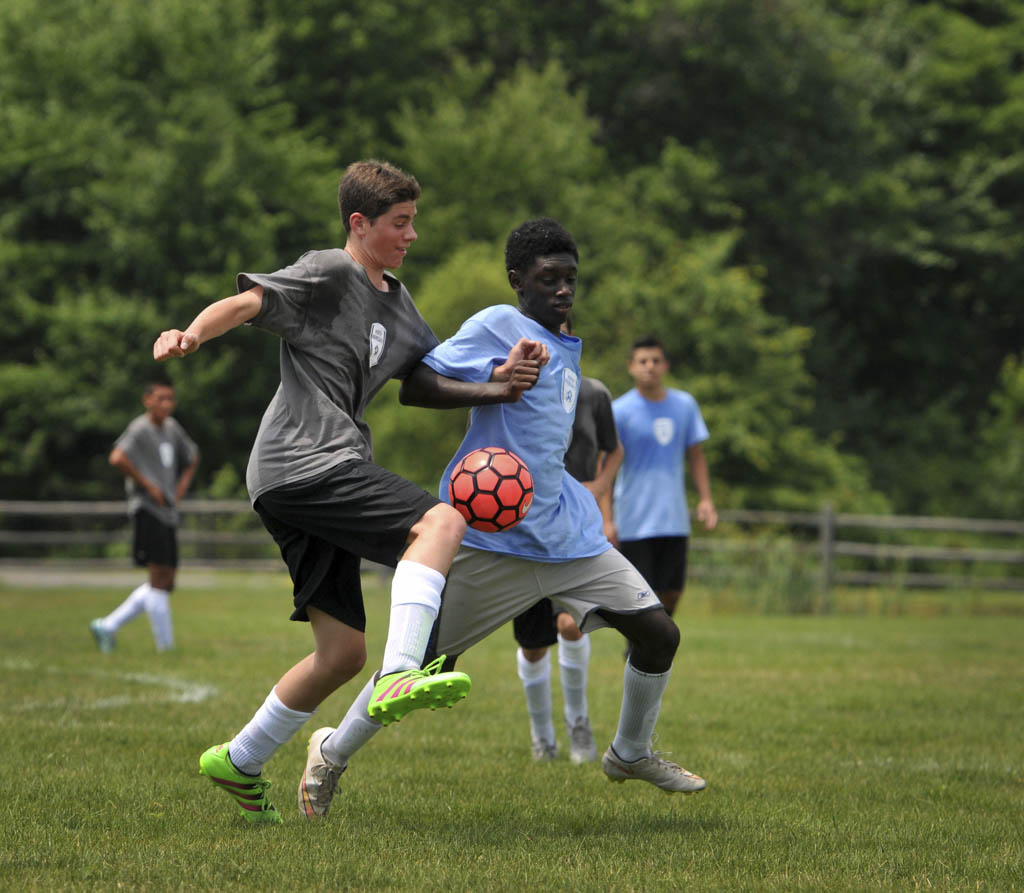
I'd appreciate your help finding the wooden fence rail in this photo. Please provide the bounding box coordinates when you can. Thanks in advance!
[0,500,1021,592]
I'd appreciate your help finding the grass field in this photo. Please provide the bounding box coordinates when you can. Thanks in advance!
[1,571,1021,891]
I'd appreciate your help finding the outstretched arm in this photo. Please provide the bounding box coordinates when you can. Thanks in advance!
[153,287,263,360]
[399,338,549,409]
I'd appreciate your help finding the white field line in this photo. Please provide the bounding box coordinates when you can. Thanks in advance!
[2,658,218,712]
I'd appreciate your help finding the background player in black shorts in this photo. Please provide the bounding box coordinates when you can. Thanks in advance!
[90,379,198,653]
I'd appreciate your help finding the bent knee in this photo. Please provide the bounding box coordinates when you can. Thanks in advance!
[319,648,366,686]
[418,502,467,544]
[629,612,680,671]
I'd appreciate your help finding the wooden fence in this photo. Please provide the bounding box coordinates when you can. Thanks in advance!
[0,500,1021,592]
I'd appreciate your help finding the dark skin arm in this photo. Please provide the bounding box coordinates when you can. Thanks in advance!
[399,337,548,409]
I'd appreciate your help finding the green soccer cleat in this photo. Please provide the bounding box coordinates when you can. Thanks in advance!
[199,743,283,824]
[367,655,471,726]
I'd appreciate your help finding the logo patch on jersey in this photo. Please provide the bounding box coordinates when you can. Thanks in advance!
[653,417,675,446]
[369,323,387,368]
[637,589,651,601]
[159,442,175,469]
[561,369,579,413]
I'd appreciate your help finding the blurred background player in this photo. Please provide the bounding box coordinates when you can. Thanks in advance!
[610,335,717,617]
[90,379,199,653]
[512,316,623,763]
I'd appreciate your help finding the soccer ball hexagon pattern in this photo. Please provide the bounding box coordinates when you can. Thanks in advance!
[448,447,534,532]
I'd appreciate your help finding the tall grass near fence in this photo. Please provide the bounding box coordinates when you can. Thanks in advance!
[1,573,1021,891]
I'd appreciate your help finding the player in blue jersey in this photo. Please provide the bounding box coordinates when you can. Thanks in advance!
[611,336,718,616]
[298,219,706,819]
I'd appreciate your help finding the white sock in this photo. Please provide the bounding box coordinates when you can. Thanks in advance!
[101,583,149,631]
[144,586,174,651]
[611,660,671,762]
[557,632,591,727]
[517,648,555,746]
[228,688,315,776]
[380,560,444,675]
[320,678,382,768]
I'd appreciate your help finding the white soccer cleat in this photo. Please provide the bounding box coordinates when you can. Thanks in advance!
[567,718,598,765]
[601,746,706,793]
[298,727,346,819]
[89,619,116,653]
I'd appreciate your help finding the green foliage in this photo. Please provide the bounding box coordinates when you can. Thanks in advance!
[390,60,606,275]
[0,0,333,497]
[0,0,1020,518]
[972,353,1024,519]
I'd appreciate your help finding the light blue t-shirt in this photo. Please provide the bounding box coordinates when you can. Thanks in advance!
[423,304,610,562]
[612,387,709,539]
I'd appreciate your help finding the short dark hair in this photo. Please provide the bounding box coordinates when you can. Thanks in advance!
[630,335,667,360]
[632,334,664,353]
[143,378,173,396]
[504,218,578,274]
[338,160,421,233]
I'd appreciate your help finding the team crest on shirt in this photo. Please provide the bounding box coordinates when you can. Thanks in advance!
[368,323,387,367]
[653,417,674,446]
[561,369,579,413]
[159,442,175,468]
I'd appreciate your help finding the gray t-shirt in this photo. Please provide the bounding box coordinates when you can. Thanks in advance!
[115,415,198,526]
[239,248,439,501]
[564,376,619,483]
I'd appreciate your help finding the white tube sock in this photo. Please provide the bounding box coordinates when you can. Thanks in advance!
[380,560,445,675]
[611,660,672,762]
[101,583,149,631]
[228,688,315,776]
[320,678,382,768]
[517,648,555,746]
[557,632,591,727]
[144,586,174,651]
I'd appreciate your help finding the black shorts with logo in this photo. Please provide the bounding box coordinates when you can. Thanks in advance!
[132,510,179,568]
[254,459,440,628]
[512,598,560,650]
[618,535,689,592]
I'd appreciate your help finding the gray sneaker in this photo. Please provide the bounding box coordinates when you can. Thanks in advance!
[566,718,597,765]
[601,746,706,793]
[299,727,346,819]
[89,619,115,653]
[531,739,558,761]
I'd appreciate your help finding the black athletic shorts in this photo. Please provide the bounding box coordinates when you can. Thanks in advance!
[618,536,688,592]
[254,459,440,627]
[132,510,178,568]
[512,598,560,649]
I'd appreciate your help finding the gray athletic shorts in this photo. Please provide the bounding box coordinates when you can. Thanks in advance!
[433,545,662,657]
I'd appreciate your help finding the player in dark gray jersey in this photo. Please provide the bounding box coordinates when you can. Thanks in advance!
[153,160,547,824]
[511,317,624,765]
[90,379,199,654]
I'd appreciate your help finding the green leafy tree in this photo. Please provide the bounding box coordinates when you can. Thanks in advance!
[971,353,1024,519]
[0,0,335,497]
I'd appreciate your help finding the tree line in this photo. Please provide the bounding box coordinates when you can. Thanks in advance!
[1,0,1020,518]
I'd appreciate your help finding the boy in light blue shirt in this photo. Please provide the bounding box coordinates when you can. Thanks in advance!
[303,220,707,817]
[611,336,718,616]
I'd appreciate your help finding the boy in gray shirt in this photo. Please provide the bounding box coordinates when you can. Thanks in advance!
[153,160,546,824]
[90,379,199,653]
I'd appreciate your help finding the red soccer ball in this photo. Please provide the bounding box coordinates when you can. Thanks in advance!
[448,447,534,532]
